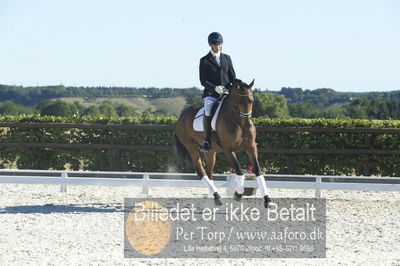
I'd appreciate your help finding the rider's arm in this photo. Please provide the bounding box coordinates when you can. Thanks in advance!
[227,55,236,83]
[199,59,217,92]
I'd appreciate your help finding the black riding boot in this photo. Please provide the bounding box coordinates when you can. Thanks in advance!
[200,115,212,152]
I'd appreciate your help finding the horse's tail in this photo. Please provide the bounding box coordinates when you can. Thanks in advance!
[173,134,192,166]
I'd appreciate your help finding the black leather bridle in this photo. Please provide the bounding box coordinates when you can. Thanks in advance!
[231,90,253,118]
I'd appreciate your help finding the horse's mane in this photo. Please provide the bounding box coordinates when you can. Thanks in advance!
[226,79,251,93]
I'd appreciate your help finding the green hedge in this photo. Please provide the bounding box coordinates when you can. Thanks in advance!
[1,115,400,176]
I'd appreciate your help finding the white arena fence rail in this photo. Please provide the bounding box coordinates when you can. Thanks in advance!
[0,169,400,198]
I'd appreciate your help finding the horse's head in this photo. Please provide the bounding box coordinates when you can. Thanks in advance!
[228,79,255,118]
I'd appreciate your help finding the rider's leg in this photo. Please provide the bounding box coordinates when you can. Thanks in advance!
[200,96,218,152]
[200,115,212,151]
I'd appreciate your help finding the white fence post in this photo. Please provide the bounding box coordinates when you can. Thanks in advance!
[315,177,322,198]
[142,174,149,195]
[60,171,68,193]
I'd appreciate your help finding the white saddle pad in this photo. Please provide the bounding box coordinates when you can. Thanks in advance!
[193,97,226,132]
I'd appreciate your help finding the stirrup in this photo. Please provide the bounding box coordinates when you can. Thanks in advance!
[199,140,211,152]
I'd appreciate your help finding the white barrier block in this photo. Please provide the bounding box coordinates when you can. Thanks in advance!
[142,174,150,195]
[60,171,68,193]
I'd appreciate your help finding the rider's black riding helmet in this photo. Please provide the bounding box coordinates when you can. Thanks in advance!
[208,32,223,45]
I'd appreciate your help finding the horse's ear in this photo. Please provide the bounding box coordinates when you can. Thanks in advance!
[249,79,255,89]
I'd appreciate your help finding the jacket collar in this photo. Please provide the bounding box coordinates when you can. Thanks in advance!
[210,49,221,58]
[207,51,223,69]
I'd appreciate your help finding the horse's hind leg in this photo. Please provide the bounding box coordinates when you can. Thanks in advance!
[187,145,206,177]
[223,150,245,201]
[203,151,216,180]
[187,144,222,205]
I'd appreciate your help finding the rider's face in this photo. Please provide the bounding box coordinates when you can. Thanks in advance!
[210,44,222,53]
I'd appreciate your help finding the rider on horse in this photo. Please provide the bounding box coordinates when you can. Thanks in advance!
[174,32,271,207]
[199,32,236,152]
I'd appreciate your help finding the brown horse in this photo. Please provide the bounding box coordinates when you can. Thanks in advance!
[174,79,271,207]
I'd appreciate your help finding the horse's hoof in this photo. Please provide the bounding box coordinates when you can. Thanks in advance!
[264,195,272,208]
[213,192,222,205]
[234,191,243,201]
[214,197,223,205]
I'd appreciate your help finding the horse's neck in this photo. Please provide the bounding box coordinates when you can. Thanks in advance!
[222,98,252,132]
[222,99,238,123]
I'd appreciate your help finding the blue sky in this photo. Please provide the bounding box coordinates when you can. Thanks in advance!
[0,0,399,91]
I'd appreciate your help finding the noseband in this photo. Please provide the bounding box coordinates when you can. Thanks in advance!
[231,90,253,118]
[240,111,252,118]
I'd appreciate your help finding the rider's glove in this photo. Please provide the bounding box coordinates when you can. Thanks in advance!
[215,85,225,94]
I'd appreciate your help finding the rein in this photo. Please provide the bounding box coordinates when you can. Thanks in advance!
[231,91,251,97]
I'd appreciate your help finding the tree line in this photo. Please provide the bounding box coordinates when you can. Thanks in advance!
[0,100,143,117]
[0,84,199,106]
[1,84,399,119]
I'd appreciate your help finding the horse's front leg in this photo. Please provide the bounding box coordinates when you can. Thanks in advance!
[246,144,271,208]
[224,150,245,201]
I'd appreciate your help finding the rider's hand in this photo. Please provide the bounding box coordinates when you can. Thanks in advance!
[215,85,225,94]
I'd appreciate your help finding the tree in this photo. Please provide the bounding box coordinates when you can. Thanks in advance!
[0,101,35,115]
[73,101,86,115]
[289,102,320,118]
[99,101,117,117]
[151,97,186,116]
[117,104,139,117]
[83,105,101,116]
[185,90,202,107]
[280,87,304,103]
[342,98,369,119]
[342,97,400,120]
[35,99,54,111]
[253,93,289,118]
[40,100,79,117]
[0,101,20,115]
